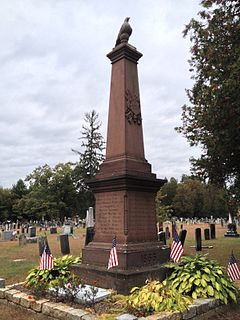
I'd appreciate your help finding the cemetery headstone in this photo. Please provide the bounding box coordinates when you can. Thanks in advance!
[62,224,72,235]
[204,228,210,240]
[50,226,57,234]
[195,228,202,251]
[210,224,216,239]
[60,234,70,255]
[158,231,166,245]
[38,236,48,256]
[2,230,14,241]
[19,234,27,246]
[179,229,187,246]
[29,226,36,238]
[224,223,239,237]
[85,207,95,245]
[165,226,170,240]
[0,278,5,288]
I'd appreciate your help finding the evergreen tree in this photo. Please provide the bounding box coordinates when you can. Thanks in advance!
[72,110,105,216]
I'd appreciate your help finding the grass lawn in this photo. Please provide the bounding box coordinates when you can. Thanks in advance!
[0,223,240,288]
[0,227,85,285]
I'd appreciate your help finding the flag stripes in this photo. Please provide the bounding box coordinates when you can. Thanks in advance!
[40,243,54,270]
[108,237,119,269]
[227,253,240,282]
[170,228,184,263]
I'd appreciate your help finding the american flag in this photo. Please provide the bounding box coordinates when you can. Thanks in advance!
[108,237,119,269]
[170,228,184,263]
[227,253,240,282]
[40,244,54,270]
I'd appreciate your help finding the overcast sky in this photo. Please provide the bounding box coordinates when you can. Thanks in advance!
[0,0,202,188]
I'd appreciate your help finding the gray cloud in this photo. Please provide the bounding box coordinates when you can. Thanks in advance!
[0,0,201,188]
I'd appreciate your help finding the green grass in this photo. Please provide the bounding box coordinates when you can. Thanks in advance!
[0,224,239,288]
[0,227,85,284]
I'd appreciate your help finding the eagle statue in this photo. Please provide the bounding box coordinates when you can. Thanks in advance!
[115,17,132,47]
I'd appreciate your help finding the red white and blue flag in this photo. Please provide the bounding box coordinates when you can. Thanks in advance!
[108,237,119,269]
[40,243,54,270]
[227,253,240,282]
[170,228,184,263]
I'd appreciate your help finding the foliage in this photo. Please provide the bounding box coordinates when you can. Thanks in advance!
[156,177,228,219]
[176,0,240,191]
[24,255,81,296]
[0,187,12,222]
[166,254,238,304]
[72,110,105,181]
[72,110,105,215]
[156,178,177,223]
[128,280,192,316]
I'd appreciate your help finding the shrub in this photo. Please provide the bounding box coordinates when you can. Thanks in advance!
[24,255,81,296]
[127,280,192,316]
[166,254,238,304]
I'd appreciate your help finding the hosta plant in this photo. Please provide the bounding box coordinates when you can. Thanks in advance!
[166,254,238,304]
[24,255,81,295]
[128,280,192,316]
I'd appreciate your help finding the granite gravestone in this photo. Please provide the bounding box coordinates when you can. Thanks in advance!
[72,18,170,293]
[29,226,36,238]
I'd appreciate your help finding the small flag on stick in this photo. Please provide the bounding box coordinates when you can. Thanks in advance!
[108,237,119,269]
[227,252,240,282]
[170,228,184,263]
[40,243,54,270]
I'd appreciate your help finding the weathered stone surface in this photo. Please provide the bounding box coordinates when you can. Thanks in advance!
[116,314,138,320]
[52,304,74,319]
[80,314,98,320]
[20,293,33,308]
[42,301,60,315]
[0,288,10,299]
[30,298,49,312]
[182,304,197,319]
[146,312,175,320]
[5,289,20,301]
[194,298,212,314]
[65,308,89,320]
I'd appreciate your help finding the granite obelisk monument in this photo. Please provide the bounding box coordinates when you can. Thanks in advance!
[72,18,170,293]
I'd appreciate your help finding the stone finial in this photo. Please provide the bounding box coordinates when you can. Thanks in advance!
[115,17,132,47]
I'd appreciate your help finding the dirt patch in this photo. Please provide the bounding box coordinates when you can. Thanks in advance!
[0,300,54,320]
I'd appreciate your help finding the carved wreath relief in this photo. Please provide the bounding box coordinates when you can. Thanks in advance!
[125,89,142,125]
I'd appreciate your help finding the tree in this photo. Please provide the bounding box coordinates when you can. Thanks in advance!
[176,0,240,190]
[0,187,12,222]
[72,110,105,216]
[11,179,29,220]
[156,177,229,219]
[72,110,105,183]
[21,163,78,221]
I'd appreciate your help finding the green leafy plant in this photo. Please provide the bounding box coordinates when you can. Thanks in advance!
[127,280,192,316]
[166,254,238,304]
[24,255,81,294]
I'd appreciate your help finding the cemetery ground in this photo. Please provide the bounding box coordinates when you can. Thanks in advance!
[0,223,240,319]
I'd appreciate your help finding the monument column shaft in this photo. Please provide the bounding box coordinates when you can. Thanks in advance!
[106,56,145,160]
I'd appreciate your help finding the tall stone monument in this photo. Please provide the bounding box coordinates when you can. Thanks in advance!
[72,18,170,293]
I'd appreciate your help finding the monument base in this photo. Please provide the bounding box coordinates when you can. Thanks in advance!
[71,262,169,294]
[224,223,239,237]
[224,231,239,237]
